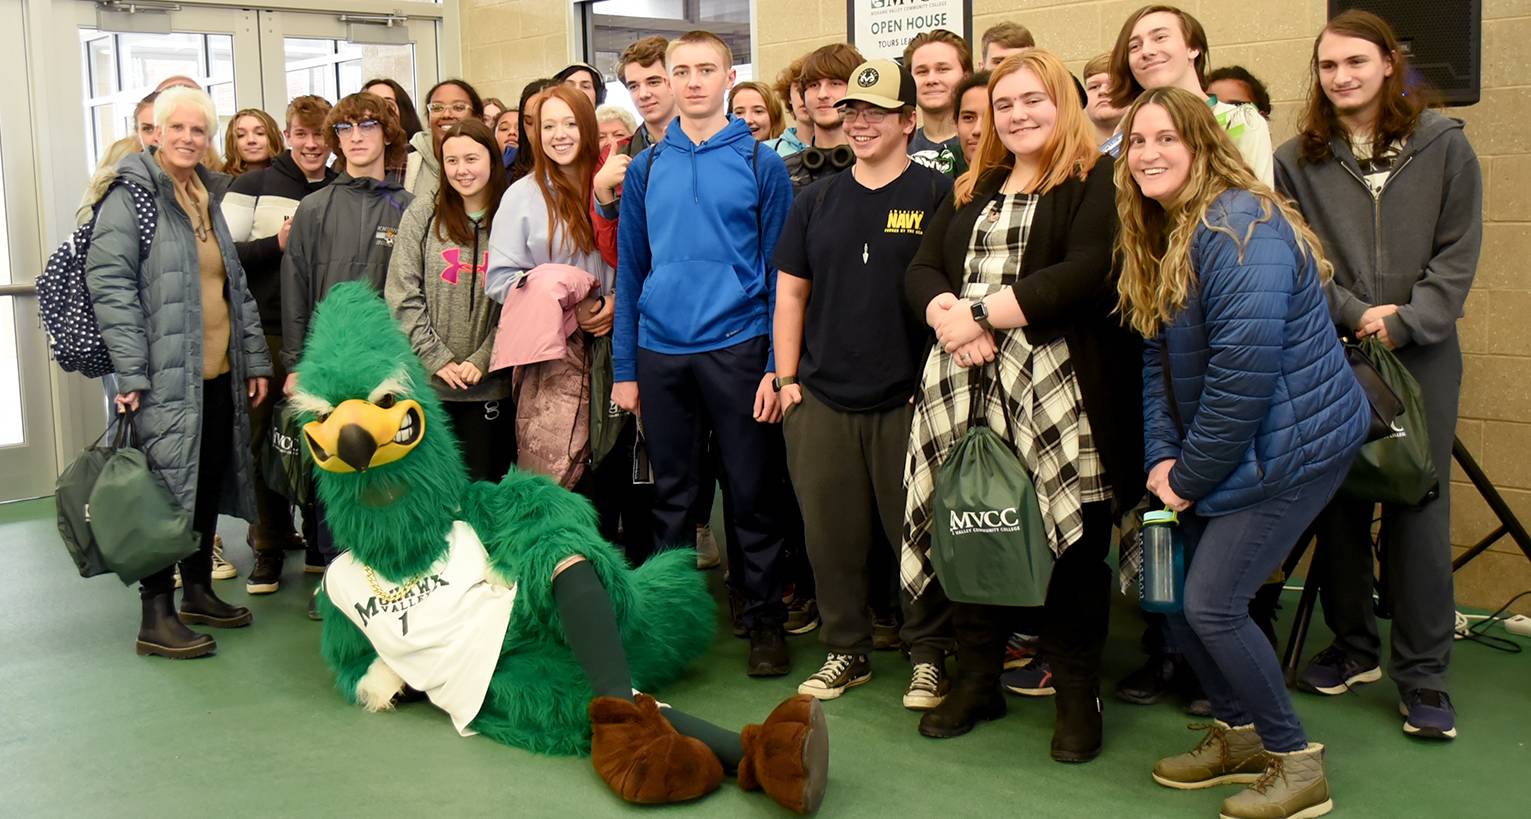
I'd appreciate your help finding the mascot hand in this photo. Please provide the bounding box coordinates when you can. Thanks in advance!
[355,658,407,712]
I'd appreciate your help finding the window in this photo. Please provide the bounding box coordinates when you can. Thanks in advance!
[284,38,416,115]
[579,0,752,113]
[77,30,235,171]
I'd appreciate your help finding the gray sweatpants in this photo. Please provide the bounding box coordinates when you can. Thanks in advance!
[783,389,953,664]
[1315,333,1460,695]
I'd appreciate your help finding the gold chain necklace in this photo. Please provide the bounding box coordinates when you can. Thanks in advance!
[364,565,429,605]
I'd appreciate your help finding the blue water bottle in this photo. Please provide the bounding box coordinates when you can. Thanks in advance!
[1139,508,1185,613]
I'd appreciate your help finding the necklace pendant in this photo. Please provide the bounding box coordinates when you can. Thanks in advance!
[195,225,209,242]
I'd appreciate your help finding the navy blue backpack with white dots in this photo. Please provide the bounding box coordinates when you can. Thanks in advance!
[37,180,157,378]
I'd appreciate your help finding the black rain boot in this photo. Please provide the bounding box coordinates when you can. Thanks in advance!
[918,672,1006,738]
[180,581,253,628]
[136,592,216,658]
[1052,684,1104,763]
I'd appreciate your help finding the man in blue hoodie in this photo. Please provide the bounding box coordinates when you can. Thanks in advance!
[613,30,796,677]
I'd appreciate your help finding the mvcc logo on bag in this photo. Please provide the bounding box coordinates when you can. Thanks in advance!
[270,424,302,457]
[947,506,1024,536]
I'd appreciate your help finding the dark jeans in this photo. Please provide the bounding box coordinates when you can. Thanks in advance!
[442,396,516,483]
[783,389,951,663]
[1313,335,1460,695]
[951,501,1113,686]
[638,336,787,627]
[1167,461,1353,753]
[141,373,235,596]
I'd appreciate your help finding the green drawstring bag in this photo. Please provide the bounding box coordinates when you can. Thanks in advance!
[262,400,312,506]
[88,409,199,586]
[54,421,119,578]
[586,332,630,469]
[1340,337,1439,506]
[929,366,1052,607]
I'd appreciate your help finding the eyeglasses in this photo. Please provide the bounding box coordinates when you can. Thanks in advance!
[840,107,894,124]
[333,119,381,137]
[426,102,473,115]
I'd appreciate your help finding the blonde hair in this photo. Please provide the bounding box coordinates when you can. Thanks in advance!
[955,50,1097,206]
[1113,87,1332,337]
[221,108,284,176]
[729,82,785,139]
[153,85,218,132]
[594,104,638,135]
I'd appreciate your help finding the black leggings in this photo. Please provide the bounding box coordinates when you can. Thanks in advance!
[442,398,515,483]
[552,560,744,771]
[141,374,235,597]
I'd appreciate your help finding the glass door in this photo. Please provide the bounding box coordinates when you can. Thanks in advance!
[258,9,438,133]
[0,0,55,500]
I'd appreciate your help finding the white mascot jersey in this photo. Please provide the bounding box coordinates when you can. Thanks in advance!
[325,520,517,735]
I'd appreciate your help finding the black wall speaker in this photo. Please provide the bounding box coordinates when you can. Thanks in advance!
[1328,1,1481,106]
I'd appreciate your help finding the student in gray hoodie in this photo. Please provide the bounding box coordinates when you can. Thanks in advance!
[1275,10,1481,742]
[386,119,513,482]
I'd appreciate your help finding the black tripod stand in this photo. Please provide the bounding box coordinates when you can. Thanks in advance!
[1280,436,1531,685]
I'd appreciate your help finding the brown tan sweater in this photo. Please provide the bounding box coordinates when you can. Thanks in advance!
[163,157,231,378]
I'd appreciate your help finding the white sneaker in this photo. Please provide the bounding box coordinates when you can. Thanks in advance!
[211,534,237,580]
[695,524,721,569]
[797,652,871,700]
[903,661,949,710]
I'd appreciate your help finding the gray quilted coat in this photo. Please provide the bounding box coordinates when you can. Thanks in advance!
[85,151,273,520]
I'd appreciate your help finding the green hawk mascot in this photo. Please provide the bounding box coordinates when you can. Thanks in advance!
[294,284,829,812]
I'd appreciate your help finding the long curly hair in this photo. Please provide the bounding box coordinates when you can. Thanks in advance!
[954,49,1097,207]
[1113,87,1331,337]
[527,85,600,258]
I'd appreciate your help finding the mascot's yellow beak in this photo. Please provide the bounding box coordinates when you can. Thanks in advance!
[303,398,425,473]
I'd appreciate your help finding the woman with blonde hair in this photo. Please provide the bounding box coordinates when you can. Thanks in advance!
[729,81,785,142]
[1117,86,1365,819]
[901,50,1144,761]
[221,108,283,177]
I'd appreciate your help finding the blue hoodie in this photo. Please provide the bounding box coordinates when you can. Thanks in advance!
[613,116,793,381]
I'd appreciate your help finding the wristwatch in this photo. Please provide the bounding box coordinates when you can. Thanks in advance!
[970,298,993,330]
[772,375,798,392]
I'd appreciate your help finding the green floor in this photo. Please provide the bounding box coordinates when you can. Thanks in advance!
[4,496,1529,818]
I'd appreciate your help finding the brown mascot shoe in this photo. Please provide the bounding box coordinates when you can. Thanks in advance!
[738,694,830,814]
[589,694,724,804]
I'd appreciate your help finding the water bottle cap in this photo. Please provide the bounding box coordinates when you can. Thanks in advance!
[1143,509,1179,525]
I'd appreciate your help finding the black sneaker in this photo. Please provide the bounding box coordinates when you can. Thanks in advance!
[797,652,871,700]
[1400,688,1457,740]
[304,542,326,574]
[784,596,820,635]
[246,550,284,595]
[1298,645,1382,695]
[747,626,790,677]
[1116,654,1177,705]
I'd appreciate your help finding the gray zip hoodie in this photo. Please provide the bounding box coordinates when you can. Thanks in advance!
[1274,109,1482,349]
[385,198,508,402]
[404,130,441,205]
[279,172,413,367]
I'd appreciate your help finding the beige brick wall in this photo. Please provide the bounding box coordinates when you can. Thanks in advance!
[459,0,574,107]
[464,1,1531,610]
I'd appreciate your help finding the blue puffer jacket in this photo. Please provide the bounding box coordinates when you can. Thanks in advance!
[1143,190,1367,516]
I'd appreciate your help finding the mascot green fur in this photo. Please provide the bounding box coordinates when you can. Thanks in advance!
[296,283,829,813]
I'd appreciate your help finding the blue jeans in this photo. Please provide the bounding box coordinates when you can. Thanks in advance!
[1166,462,1351,752]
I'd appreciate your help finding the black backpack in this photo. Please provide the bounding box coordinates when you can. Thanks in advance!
[37,180,157,378]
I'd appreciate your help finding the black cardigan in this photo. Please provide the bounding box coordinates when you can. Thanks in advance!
[904,160,1146,514]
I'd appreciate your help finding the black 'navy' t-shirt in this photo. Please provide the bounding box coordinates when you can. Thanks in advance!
[771,161,952,412]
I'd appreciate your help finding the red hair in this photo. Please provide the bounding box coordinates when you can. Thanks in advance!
[528,85,600,258]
